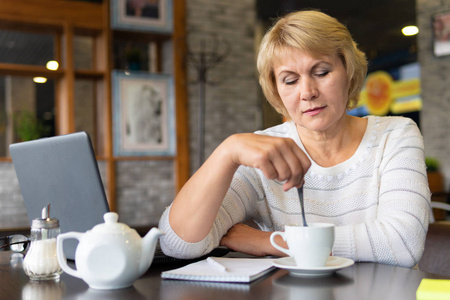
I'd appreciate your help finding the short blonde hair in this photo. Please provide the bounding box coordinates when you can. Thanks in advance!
[257,10,367,119]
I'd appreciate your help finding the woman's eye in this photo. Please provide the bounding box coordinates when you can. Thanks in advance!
[315,70,330,77]
[284,78,298,85]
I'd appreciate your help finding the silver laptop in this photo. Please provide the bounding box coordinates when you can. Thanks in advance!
[9,132,110,260]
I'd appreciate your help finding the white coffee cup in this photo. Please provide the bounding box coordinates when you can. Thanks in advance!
[270,223,335,268]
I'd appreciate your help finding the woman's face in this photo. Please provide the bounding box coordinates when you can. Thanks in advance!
[274,48,350,134]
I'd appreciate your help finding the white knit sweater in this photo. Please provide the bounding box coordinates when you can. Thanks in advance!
[159,116,431,268]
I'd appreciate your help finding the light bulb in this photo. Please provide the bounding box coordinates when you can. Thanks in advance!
[402,26,419,36]
[46,60,59,71]
[33,77,47,83]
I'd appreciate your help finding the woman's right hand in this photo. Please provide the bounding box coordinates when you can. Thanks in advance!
[169,133,310,243]
[224,133,311,191]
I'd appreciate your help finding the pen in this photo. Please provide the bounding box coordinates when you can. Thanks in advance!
[207,257,228,272]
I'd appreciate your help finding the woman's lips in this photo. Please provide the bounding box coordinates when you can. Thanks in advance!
[304,106,326,116]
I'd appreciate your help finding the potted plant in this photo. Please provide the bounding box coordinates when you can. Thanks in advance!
[13,111,50,142]
[125,47,142,71]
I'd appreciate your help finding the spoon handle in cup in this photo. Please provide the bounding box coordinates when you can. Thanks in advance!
[297,186,308,227]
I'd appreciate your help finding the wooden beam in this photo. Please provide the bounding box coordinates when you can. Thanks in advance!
[173,0,190,191]
[0,0,104,30]
[0,63,63,78]
[100,1,117,212]
[56,22,76,135]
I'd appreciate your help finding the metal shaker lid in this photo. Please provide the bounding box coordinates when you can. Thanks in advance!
[31,204,59,229]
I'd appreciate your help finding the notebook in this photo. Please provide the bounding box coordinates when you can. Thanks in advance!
[161,257,276,283]
[9,132,110,260]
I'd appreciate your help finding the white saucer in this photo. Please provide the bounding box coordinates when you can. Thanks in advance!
[273,256,354,278]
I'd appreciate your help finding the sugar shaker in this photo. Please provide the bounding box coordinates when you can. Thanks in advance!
[23,204,62,280]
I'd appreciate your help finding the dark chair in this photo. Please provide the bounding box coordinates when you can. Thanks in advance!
[430,201,450,223]
[418,222,450,277]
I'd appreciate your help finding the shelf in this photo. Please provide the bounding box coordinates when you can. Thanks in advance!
[75,69,105,79]
[113,29,172,42]
[0,65,106,80]
[0,63,64,78]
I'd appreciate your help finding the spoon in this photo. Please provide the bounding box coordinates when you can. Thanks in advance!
[297,185,308,227]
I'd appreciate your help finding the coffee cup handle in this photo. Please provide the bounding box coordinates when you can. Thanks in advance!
[270,231,290,256]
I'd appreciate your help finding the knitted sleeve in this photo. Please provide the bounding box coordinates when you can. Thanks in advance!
[158,166,260,259]
[333,118,431,268]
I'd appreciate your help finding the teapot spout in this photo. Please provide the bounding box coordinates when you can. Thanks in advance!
[139,227,165,275]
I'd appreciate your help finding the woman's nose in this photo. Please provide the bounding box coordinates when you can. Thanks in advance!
[300,78,318,101]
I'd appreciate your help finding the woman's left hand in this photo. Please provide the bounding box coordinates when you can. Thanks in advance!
[220,223,287,257]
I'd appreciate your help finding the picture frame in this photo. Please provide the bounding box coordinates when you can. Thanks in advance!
[111,0,173,33]
[432,11,450,57]
[112,71,176,156]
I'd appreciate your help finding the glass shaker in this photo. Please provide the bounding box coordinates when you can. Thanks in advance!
[23,204,62,280]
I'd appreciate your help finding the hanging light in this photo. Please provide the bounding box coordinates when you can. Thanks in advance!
[33,77,47,83]
[402,25,419,36]
[46,60,59,71]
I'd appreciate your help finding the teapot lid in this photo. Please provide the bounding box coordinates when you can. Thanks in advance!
[91,212,132,234]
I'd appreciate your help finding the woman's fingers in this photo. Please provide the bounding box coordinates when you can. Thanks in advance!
[264,137,310,190]
[229,134,310,189]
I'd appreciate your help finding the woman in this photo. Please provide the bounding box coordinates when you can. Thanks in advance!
[158,10,430,268]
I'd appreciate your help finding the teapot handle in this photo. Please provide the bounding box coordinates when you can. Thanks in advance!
[56,232,83,279]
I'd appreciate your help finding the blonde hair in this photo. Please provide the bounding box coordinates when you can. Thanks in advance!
[257,10,367,119]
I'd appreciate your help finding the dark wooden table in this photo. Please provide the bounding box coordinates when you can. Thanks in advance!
[0,251,447,300]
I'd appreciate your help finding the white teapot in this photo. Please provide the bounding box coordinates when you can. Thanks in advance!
[56,212,165,290]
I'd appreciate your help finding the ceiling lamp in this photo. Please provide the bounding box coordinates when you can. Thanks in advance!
[46,60,59,71]
[33,77,47,83]
[402,25,419,36]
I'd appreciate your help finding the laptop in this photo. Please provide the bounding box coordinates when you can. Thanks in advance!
[10,132,109,260]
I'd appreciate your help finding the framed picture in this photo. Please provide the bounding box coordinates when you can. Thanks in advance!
[112,71,176,156]
[432,11,450,57]
[111,0,173,33]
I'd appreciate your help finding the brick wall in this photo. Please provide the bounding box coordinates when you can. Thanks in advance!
[0,0,260,229]
[186,0,261,172]
[417,0,450,190]
[115,160,175,226]
[0,162,28,228]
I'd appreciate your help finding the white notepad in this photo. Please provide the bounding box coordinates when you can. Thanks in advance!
[161,257,276,283]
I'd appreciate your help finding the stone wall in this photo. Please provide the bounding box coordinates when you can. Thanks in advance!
[0,0,260,229]
[417,0,450,190]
